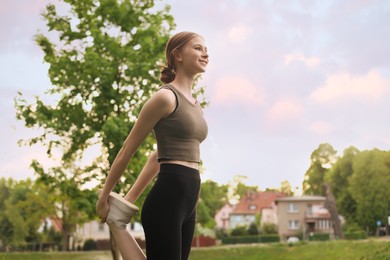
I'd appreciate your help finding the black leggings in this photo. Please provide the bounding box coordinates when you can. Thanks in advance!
[141,163,200,260]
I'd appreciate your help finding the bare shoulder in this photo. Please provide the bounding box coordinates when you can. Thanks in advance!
[141,87,176,118]
[153,87,176,104]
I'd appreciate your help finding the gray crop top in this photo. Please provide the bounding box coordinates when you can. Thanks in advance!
[153,84,208,163]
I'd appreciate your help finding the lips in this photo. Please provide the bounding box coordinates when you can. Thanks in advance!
[199,60,208,66]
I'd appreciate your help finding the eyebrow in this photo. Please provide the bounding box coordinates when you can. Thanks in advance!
[193,43,208,50]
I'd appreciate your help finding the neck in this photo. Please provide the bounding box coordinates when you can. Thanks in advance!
[170,74,196,95]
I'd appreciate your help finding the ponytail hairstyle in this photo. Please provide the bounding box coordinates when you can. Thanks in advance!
[160,31,201,84]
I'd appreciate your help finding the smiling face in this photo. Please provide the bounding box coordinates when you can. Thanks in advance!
[174,36,209,76]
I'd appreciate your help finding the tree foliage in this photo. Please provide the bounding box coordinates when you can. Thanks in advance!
[14,0,176,252]
[326,146,359,223]
[303,144,390,234]
[197,180,229,228]
[231,175,258,201]
[302,143,337,195]
[349,149,390,233]
[0,178,52,251]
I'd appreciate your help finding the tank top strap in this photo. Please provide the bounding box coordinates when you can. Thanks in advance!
[159,85,179,114]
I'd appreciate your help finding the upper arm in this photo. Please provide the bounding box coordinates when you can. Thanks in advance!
[120,89,176,156]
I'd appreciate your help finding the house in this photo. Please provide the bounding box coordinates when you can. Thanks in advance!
[275,196,333,240]
[74,220,145,249]
[229,191,286,229]
[215,203,234,229]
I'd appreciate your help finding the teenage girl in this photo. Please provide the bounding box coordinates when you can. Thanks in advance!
[96,31,209,260]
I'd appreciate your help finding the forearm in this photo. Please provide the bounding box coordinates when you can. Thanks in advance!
[125,151,159,203]
[99,147,134,200]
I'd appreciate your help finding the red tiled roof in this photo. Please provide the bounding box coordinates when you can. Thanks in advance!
[232,191,286,215]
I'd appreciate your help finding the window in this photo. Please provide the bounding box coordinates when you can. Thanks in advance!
[288,220,299,230]
[288,203,299,213]
[318,220,330,230]
[249,205,257,210]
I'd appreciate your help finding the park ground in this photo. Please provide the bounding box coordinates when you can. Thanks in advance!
[0,239,389,260]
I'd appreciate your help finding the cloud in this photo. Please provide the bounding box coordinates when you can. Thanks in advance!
[266,98,303,122]
[310,70,390,102]
[213,76,265,106]
[227,24,253,44]
[308,121,333,135]
[284,53,320,68]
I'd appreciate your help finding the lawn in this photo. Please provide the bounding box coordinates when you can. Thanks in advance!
[1,239,389,260]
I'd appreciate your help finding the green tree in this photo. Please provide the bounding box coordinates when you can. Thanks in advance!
[14,0,176,255]
[197,180,229,228]
[280,180,294,196]
[349,149,390,234]
[31,161,98,251]
[0,178,12,251]
[0,178,52,250]
[326,146,359,223]
[302,143,337,195]
[231,175,258,201]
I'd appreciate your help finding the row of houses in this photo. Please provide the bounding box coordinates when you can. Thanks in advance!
[41,192,336,249]
[215,191,336,240]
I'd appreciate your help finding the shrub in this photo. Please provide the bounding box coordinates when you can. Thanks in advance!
[215,227,229,239]
[308,233,330,241]
[231,225,248,236]
[248,222,259,235]
[261,222,278,234]
[221,234,280,244]
[83,239,97,251]
[344,231,367,240]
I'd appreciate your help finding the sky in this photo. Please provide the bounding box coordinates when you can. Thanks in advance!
[1,0,390,193]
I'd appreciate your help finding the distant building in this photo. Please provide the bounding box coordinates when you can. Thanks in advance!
[275,196,333,240]
[75,220,144,249]
[215,204,234,229]
[229,191,286,229]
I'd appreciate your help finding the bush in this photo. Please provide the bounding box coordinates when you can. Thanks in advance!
[260,234,280,243]
[221,234,280,244]
[231,225,248,236]
[261,222,278,234]
[308,233,330,241]
[344,231,367,240]
[248,222,259,235]
[83,239,97,251]
[215,227,229,239]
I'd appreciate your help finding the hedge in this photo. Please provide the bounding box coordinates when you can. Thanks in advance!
[221,235,280,244]
[308,233,330,241]
[344,231,367,240]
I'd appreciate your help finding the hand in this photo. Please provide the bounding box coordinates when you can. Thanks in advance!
[96,197,110,223]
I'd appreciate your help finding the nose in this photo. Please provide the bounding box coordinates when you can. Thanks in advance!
[202,50,209,59]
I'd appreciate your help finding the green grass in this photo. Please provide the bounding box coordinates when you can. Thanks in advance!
[190,240,390,260]
[1,239,389,260]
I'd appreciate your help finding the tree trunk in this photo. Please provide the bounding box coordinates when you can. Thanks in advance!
[323,183,344,239]
[110,230,121,260]
[62,229,70,251]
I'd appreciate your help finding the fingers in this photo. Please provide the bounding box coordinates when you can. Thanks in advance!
[96,201,109,224]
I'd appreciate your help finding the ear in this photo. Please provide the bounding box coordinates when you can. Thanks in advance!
[173,50,183,62]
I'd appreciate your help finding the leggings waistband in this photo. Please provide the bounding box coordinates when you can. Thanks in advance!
[159,163,200,180]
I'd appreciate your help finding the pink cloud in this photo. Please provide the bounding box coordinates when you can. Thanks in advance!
[227,24,253,44]
[213,76,265,106]
[308,121,333,135]
[310,70,390,102]
[266,98,303,122]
